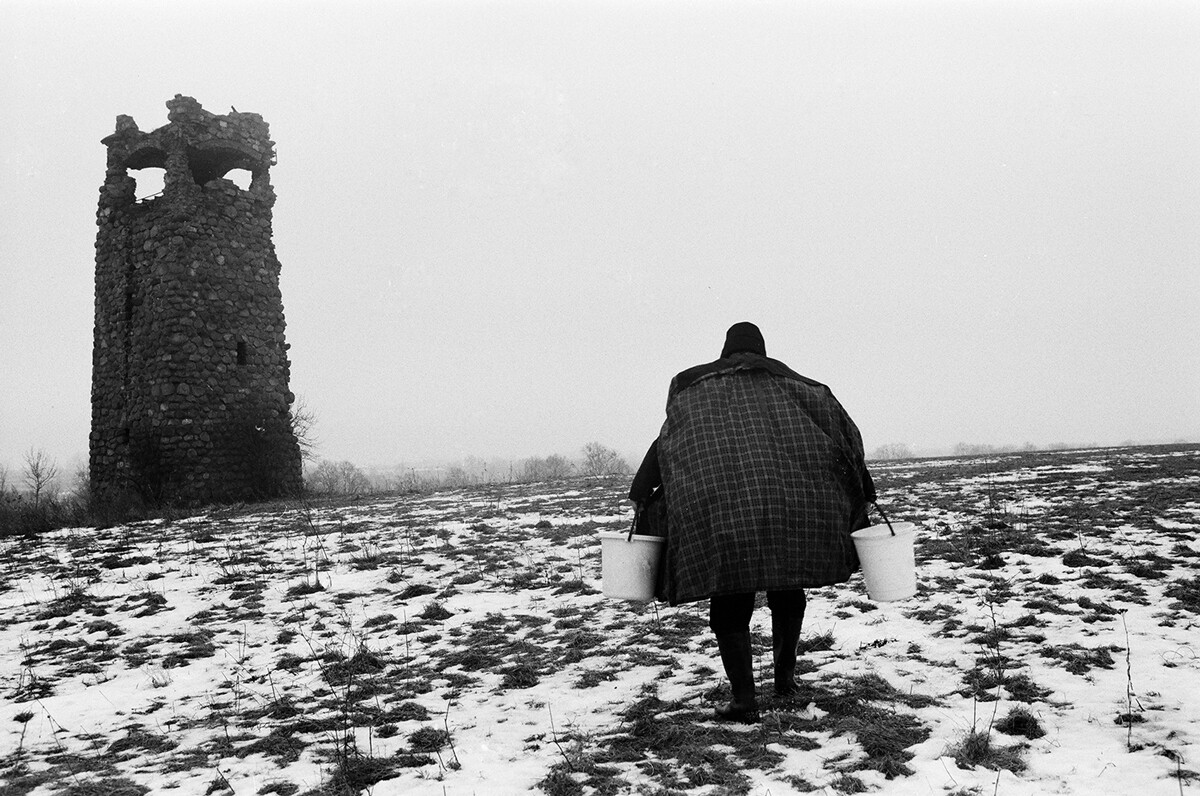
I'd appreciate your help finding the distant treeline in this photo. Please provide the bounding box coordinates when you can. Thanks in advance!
[867,440,1165,461]
[303,441,632,496]
[0,441,632,535]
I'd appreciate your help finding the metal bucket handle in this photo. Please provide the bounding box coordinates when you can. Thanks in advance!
[871,502,897,536]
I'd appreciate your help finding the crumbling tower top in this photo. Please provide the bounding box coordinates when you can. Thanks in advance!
[100,94,277,206]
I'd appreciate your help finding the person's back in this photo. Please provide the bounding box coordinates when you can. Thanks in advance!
[660,352,872,603]
[630,321,875,722]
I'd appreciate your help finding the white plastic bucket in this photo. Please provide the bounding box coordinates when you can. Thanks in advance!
[598,531,665,601]
[851,521,918,602]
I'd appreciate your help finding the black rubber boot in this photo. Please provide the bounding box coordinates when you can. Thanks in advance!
[714,631,759,723]
[772,614,804,696]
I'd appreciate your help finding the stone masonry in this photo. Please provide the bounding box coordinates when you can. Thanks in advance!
[90,95,302,505]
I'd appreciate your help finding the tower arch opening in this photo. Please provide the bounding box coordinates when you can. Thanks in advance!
[124,146,168,202]
[132,167,166,201]
[188,144,260,187]
[225,168,253,190]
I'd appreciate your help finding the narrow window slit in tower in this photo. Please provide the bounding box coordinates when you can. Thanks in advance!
[237,341,248,366]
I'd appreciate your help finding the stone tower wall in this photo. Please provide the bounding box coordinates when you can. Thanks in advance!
[91,95,302,505]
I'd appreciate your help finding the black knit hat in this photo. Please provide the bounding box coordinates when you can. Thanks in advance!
[720,322,766,358]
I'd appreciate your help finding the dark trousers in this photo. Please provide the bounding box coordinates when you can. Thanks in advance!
[709,589,807,636]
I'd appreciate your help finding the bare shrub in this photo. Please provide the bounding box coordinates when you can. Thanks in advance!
[953,443,999,456]
[306,460,370,496]
[520,454,574,482]
[871,443,913,460]
[950,727,1027,773]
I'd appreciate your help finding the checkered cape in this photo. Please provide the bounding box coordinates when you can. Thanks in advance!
[658,359,872,605]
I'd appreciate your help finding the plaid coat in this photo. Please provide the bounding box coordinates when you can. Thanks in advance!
[657,354,874,605]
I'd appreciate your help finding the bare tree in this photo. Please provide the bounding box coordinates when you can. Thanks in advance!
[290,396,319,462]
[72,465,91,500]
[462,456,488,483]
[581,442,631,476]
[544,454,574,479]
[23,448,59,508]
[519,456,548,481]
[519,454,576,482]
[443,465,470,488]
[871,443,913,461]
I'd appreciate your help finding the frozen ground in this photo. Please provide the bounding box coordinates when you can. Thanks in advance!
[1,444,1198,795]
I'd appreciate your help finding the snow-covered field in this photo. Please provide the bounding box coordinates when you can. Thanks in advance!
[2,445,1198,795]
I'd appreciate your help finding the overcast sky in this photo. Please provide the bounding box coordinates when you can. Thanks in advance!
[2,0,1198,479]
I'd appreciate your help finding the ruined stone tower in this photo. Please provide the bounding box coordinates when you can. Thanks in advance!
[90,95,302,505]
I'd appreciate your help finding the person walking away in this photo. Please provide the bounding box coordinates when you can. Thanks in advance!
[629,322,876,723]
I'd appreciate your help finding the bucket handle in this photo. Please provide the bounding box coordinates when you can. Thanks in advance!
[627,504,641,541]
[871,502,897,536]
